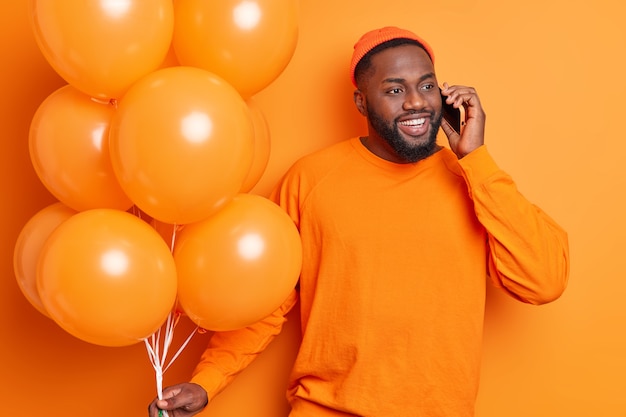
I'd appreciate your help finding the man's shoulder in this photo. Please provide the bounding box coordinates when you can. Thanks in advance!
[290,138,357,171]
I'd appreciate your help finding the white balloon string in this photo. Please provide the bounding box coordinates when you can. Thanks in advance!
[160,313,172,365]
[143,336,163,395]
[142,221,189,417]
[144,310,199,417]
[164,324,198,373]
[169,223,178,253]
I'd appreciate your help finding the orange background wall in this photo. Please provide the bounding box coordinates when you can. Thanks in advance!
[2,1,625,416]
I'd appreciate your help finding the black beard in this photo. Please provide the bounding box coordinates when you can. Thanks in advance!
[368,104,442,163]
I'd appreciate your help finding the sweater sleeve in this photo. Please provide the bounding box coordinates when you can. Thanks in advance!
[458,146,570,305]
[190,289,298,400]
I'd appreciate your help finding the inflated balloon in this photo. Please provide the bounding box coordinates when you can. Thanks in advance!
[173,0,299,97]
[174,194,302,331]
[240,99,271,193]
[13,202,77,317]
[29,85,133,212]
[37,209,178,347]
[29,0,174,100]
[109,66,255,225]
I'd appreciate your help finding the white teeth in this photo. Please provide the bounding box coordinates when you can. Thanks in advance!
[400,118,425,127]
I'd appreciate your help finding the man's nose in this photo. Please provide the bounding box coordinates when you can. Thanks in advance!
[403,89,426,111]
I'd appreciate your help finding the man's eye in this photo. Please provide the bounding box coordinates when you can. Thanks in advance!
[388,88,403,94]
[421,84,435,91]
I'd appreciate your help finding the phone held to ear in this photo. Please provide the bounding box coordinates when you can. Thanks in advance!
[440,90,466,135]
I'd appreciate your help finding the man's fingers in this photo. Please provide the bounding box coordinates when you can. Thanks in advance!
[156,399,170,409]
[149,383,208,416]
[162,387,183,400]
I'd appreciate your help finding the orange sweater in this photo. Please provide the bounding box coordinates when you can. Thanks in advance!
[191,138,569,417]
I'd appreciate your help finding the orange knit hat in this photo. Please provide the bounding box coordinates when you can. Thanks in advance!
[350,26,435,87]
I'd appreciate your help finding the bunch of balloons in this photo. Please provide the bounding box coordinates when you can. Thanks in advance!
[14,0,302,348]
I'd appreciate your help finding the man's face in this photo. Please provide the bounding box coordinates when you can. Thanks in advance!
[358,44,443,163]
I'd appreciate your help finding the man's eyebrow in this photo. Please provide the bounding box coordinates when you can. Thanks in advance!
[382,72,436,84]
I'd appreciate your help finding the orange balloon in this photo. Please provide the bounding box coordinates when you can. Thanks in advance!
[29,85,133,212]
[29,0,174,100]
[37,209,178,347]
[109,66,255,225]
[240,99,272,193]
[13,202,77,317]
[173,0,299,97]
[174,194,302,331]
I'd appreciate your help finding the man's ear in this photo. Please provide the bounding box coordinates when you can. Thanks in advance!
[353,89,367,116]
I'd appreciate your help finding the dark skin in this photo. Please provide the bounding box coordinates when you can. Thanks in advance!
[147,42,488,417]
[353,44,486,163]
[147,383,207,417]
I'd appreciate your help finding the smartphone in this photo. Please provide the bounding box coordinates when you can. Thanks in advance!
[440,90,465,135]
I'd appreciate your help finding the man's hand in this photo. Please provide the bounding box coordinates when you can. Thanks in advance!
[440,82,486,159]
[148,383,208,417]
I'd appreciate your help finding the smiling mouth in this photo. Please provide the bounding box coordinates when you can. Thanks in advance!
[399,118,426,128]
